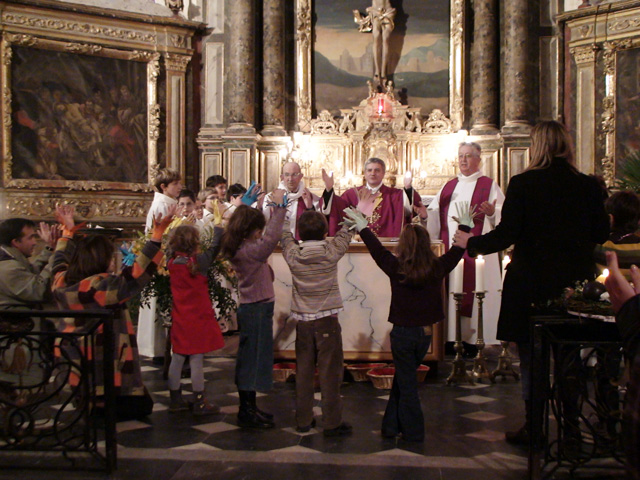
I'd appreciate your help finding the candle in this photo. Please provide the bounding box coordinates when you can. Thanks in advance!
[452,259,464,293]
[502,254,511,273]
[377,97,384,115]
[476,255,485,292]
[595,268,609,284]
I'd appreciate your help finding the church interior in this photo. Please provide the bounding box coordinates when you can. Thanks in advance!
[0,0,637,478]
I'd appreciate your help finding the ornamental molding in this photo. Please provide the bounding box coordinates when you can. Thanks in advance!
[6,197,149,219]
[1,12,156,44]
[570,45,597,65]
[164,53,191,72]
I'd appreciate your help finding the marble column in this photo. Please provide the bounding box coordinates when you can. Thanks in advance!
[502,0,531,134]
[470,0,499,135]
[225,0,256,132]
[262,0,286,136]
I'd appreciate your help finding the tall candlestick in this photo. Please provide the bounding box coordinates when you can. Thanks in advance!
[476,255,485,292]
[452,259,464,293]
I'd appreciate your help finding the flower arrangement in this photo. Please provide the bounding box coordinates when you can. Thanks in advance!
[128,218,237,324]
[561,280,614,318]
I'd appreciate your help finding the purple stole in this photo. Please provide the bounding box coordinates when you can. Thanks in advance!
[325,185,406,237]
[294,199,307,241]
[439,176,493,316]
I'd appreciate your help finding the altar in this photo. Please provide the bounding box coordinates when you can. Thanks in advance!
[270,240,445,362]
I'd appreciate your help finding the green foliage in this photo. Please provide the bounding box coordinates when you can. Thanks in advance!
[616,150,640,193]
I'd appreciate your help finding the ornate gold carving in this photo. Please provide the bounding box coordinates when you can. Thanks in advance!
[601,155,615,188]
[578,24,593,39]
[570,45,597,65]
[4,33,37,47]
[310,110,340,134]
[170,34,187,49]
[449,0,465,131]
[164,53,191,72]
[603,39,632,75]
[149,103,161,141]
[130,50,156,62]
[148,53,161,79]
[296,0,312,131]
[64,43,103,55]
[602,96,615,134]
[6,197,149,219]
[296,0,312,50]
[2,13,156,44]
[423,109,453,134]
[608,17,640,34]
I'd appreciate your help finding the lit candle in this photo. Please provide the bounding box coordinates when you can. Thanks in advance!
[476,255,485,292]
[452,259,464,293]
[595,268,609,284]
[502,254,511,274]
[377,97,384,115]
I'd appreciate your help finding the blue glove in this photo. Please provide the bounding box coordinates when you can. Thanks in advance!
[241,181,261,205]
[119,243,136,267]
[341,207,369,232]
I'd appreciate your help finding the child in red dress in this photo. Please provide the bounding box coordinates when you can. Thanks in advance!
[166,224,225,415]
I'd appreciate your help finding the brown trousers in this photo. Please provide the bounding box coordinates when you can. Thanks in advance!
[295,315,344,429]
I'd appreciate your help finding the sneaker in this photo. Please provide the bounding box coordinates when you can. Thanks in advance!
[323,422,353,437]
[296,418,316,433]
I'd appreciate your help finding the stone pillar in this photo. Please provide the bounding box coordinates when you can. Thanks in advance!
[502,0,531,134]
[262,0,286,136]
[470,0,499,135]
[225,0,256,132]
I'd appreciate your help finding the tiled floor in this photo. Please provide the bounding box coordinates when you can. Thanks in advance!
[0,340,627,479]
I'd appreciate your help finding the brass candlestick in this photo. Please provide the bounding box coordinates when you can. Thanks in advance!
[471,291,494,383]
[489,341,520,382]
[446,292,475,385]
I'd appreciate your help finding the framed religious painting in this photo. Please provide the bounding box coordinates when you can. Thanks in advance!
[0,1,197,226]
[294,0,464,132]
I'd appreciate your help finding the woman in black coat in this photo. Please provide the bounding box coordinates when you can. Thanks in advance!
[466,120,609,444]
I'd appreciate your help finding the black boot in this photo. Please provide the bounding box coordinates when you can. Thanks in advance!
[169,388,189,413]
[237,390,274,429]
[505,400,530,447]
[248,390,274,421]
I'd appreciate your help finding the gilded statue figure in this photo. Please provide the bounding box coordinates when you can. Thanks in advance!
[353,0,396,86]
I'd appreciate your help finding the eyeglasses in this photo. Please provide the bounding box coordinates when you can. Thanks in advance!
[205,196,218,201]
[282,173,302,178]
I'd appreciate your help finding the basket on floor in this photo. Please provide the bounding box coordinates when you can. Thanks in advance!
[346,363,387,382]
[367,367,395,389]
[273,362,296,382]
[416,364,431,383]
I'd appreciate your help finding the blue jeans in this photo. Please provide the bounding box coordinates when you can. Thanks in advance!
[382,325,431,442]
[235,302,274,392]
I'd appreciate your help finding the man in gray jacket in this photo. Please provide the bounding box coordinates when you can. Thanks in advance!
[0,218,59,310]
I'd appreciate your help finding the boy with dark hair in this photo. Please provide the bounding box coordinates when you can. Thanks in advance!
[280,210,353,437]
[177,188,204,230]
[222,183,248,226]
[605,191,640,244]
[205,175,228,200]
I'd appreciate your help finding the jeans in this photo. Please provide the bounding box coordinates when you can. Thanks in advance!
[382,325,431,442]
[235,302,274,392]
[295,315,344,429]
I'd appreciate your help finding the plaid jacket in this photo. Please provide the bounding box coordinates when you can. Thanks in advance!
[51,235,163,396]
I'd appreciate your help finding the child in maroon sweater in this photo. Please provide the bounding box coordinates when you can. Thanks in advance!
[343,208,471,442]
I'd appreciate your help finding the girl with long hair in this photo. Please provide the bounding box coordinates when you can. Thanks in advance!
[165,224,225,415]
[343,209,471,442]
[52,204,176,419]
[220,190,286,428]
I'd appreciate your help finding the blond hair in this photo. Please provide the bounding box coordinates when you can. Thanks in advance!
[526,121,576,172]
[153,168,181,192]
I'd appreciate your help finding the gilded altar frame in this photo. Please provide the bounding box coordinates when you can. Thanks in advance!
[294,0,465,133]
[0,0,200,224]
[561,1,640,186]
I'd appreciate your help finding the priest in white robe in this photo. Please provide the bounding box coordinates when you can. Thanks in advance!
[427,142,505,345]
[263,161,319,239]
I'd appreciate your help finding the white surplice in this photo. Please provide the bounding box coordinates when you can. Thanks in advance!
[426,171,505,344]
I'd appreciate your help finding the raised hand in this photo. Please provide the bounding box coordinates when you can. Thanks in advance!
[322,168,334,191]
[413,203,428,220]
[55,204,75,232]
[478,199,497,217]
[270,188,287,206]
[242,181,262,206]
[151,204,178,240]
[342,207,369,232]
[605,251,640,313]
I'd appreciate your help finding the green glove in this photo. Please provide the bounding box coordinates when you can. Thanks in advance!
[452,201,477,231]
[342,207,369,232]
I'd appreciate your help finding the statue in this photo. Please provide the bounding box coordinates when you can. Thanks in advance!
[353,0,396,86]
[166,0,184,15]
